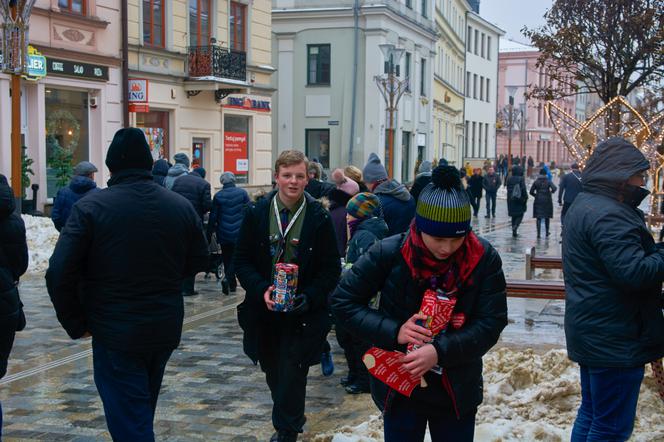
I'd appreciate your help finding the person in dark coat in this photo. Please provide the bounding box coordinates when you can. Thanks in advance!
[304,162,334,199]
[331,166,507,442]
[234,150,340,442]
[191,167,206,179]
[337,192,388,394]
[151,159,170,187]
[169,153,211,296]
[467,168,483,217]
[0,175,28,437]
[410,160,433,202]
[363,153,415,236]
[45,128,209,441]
[529,168,557,238]
[51,161,100,232]
[558,163,582,225]
[164,153,190,189]
[563,137,664,441]
[482,167,501,218]
[208,172,250,295]
[327,171,360,257]
[506,165,528,237]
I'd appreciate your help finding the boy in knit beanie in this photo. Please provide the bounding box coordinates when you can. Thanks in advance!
[331,165,507,441]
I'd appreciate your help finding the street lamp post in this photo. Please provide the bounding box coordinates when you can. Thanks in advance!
[375,44,408,178]
[497,87,525,176]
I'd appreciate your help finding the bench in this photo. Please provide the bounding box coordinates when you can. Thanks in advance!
[525,247,563,280]
[506,279,565,300]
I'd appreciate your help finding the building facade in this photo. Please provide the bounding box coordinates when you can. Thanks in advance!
[463,10,503,167]
[127,0,274,190]
[432,0,469,167]
[272,0,437,184]
[0,0,123,209]
[496,38,575,169]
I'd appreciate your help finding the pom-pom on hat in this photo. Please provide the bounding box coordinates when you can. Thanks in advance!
[415,165,471,237]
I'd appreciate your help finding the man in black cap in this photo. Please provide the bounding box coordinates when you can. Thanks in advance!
[46,127,209,441]
[51,161,100,232]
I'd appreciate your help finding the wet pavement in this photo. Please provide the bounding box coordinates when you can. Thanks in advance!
[1,191,566,441]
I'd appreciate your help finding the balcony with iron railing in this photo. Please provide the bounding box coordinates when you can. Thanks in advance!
[187,45,247,82]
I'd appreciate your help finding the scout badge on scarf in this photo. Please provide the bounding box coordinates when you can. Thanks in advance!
[362,289,457,397]
[271,196,305,263]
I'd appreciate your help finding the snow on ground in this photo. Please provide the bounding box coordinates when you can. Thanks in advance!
[320,349,664,442]
[22,214,58,274]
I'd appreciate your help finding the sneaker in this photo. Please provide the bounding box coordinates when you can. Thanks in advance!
[345,383,370,394]
[340,376,355,387]
[321,352,334,377]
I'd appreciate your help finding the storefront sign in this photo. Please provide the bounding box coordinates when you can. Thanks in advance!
[24,46,47,81]
[128,78,149,112]
[225,96,271,112]
[224,131,249,175]
[47,58,109,81]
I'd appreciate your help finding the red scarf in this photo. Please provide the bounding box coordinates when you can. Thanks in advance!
[401,222,485,294]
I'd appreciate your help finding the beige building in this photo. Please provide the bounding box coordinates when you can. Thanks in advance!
[127,0,274,190]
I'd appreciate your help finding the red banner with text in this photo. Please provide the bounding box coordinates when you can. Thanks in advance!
[224,131,249,175]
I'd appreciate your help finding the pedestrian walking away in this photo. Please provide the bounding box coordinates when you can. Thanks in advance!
[506,165,528,237]
[51,161,100,232]
[530,168,557,238]
[234,150,340,442]
[45,128,209,442]
[482,167,501,218]
[0,175,28,439]
[558,163,583,226]
[331,165,507,442]
[410,160,433,203]
[562,137,664,442]
[467,169,483,218]
[151,159,171,187]
[208,171,251,295]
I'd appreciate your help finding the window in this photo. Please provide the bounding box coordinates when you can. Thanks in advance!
[59,0,85,14]
[466,71,470,97]
[404,52,411,92]
[225,116,250,184]
[406,0,412,8]
[307,44,331,85]
[486,78,490,102]
[305,129,330,169]
[471,121,476,157]
[465,120,470,157]
[230,1,247,51]
[136,111,170,161]
[481,33,485,58]
[402,131,411,184]
[474,29,479,55]
[484,123,488,157]
[473,74,477,99]
[479,76,484,101]
[420,58,426,96]
[487,36,492,60]
[143,0,165,47]
[467,26,472,51]
[189,0,212,47]
[421,0,427,17]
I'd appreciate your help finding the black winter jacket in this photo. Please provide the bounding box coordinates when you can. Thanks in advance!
[152,159,170,187]
[304,179,335,199]
[171,174,212,220]
[0,176,28,378]
[410,174,432,202]
[530,175,557,219]
[374,180,416,237]
[45,169,209,352]
[346,217,388,264]
[51,176,100,232]
[234,191,341,366]
[467,175,483,198]
[506,166,528,217]
[558,170,582,205]
[563,138,664,367]
[208,183,250,245]
[331,234,508,417]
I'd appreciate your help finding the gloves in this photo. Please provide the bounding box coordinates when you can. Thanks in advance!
[287,294,310,316]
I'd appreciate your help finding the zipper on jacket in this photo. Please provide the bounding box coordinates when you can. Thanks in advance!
[441,371,461,419]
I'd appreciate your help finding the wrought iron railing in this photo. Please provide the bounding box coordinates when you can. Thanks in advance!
[187,45,246,82]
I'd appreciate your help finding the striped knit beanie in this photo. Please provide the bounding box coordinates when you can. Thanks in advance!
[416,165,471,237]
[346,192,382,220]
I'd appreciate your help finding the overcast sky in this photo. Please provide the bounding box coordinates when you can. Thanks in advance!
[479,0,553,44]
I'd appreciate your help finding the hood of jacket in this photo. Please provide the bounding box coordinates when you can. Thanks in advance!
[0,176,15,221]
[167,163,189,178]
[357,216,389,238]
[511,165,524,177]
[582,137,649,198]
[374,179,411,202]
[69,175,98,194]
[152,159,170,177]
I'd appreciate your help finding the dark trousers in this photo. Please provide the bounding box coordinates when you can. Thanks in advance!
[384,406,476,442]
[181,276,196,295]
[335,323,370,387]
[220,243,237,290]
[92,339,173,442]
[571,365,644,442]
[561,202,572,225]
[260,331,310,434]
[485,192,497,216]
[511,215,524,232]
[469,194,481,216]
[536,218,550,236]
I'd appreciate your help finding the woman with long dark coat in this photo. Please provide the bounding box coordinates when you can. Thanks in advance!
[506,165,528,237]
[529,168,557,238]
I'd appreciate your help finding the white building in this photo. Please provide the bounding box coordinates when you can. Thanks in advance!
[272,0,437,184]
[463,10,503,166]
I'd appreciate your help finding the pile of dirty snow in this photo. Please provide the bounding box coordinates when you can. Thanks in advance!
[22,214,58,274]
[320,349,664,442]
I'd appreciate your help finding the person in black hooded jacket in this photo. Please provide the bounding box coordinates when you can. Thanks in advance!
[331,166,507,442]
[46,128,209,441]
[151,159,171,187]
[563,137,664,442]
[0,175,28,437]
[51,161,100,232]
[506,165,528,237]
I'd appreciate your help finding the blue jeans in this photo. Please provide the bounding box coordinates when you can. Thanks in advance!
[384,406,476,442]
[571,365,644,442]
[92,340,173,442]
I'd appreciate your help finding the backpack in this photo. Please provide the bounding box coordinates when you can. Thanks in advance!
[511,178,522,200]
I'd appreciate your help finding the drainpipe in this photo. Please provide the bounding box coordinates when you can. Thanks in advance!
[461,10,468,166]
[122,0,129,128]
[348,0,359,165]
